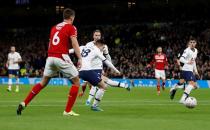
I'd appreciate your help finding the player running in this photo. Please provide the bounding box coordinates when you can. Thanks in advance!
[16,8,82,116]
[179,37,199,104]
[151,47,168,95]
[169,42,192,100]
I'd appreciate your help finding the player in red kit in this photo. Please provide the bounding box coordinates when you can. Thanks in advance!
[151,47,168,95]
[17,8,82,116]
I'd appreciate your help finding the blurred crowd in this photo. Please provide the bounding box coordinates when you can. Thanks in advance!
[1,20,210,80]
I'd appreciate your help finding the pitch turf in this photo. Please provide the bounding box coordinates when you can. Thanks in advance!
[0,85,210,130]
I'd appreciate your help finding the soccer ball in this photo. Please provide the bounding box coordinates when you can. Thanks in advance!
[184,97,197,109]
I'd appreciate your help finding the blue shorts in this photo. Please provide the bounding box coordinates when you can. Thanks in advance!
[181,71,196,82]
[79,69,102,86]
[8,69,19,76]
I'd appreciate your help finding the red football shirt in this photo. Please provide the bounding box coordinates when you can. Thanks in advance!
[48,22,77,58]
[152,53,168,70]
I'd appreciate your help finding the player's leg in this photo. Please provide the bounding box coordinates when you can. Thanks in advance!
[170,79,185,100]
[15,70,20,92]
[63,76,80,116]
[102,75,130,91]
[155,69,161,95]
[86,84,97,106]
[161,70,166,91]
[59,58,80,116]
[179,72,197,104]
[7,70,13,92]
[78,81,88,97]
[17,57,55,115]
[91,80,107,111]
[17,76,51,115]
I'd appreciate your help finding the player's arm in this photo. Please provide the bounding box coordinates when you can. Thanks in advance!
[71,36,82,67]
[103,45,112,62]
[165,55,169,69]
[97,50,120,74]
[14,53,22,64]
[69,46,84,54]
[180,50,193,64]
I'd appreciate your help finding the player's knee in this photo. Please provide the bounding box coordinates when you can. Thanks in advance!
[71,76,80,86]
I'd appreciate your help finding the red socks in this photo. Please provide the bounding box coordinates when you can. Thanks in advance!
[157,85,160,92]
[24,83,43,106]
[65,85,79,112]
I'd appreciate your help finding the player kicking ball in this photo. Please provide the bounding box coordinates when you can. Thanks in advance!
[17,8,82,116]
[70,39,121,111]
[178,37,199,104]
[80,29,130,106]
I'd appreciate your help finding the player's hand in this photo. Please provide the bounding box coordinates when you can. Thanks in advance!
[77,58,82,69]
[165,66,169,70]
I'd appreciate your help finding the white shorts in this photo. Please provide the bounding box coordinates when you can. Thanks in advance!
[43,56,78,79]
[155,69,166,79]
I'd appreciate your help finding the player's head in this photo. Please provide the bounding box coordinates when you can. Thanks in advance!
[63,8,75,23]
[95,39,105,51]
[10,46,16,53]
[93,29,102,42]
[188,37,197,48]
[157,46,162,54]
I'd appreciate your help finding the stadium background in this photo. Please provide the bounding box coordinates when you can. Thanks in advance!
[1,0,210,81]
[0,1,210,130]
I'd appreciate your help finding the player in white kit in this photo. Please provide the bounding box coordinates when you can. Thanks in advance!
[78,30,129,106]
[6,46,22,92]
[70,39,121,111]
[179,37,199,104]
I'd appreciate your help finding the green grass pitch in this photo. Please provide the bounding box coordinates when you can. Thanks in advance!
[0,85,210,130]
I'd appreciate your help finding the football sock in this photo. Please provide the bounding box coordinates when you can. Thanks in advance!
[65,85,79,112]
[87,86,97,103]
[106,79,126,88]
[172,82,184,90]
[24,83,43,106]
[180,84,194,101]
[157,85,160,92]
[92,88,105,107]
[8,78,12,90]
[16,78,19,90]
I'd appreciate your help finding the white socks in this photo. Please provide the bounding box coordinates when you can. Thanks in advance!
[8,78,20,91]
[180,84,194,103]
[87,86,97,103]
[106,79,127,88]
[92,88,105,107]
[16,78,19,90]
[8,78,12,90]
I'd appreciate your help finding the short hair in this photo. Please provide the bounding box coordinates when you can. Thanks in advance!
[63,8,75,20]
[189,36,197,41]
[95,39,105,45]
[93,29,101,35]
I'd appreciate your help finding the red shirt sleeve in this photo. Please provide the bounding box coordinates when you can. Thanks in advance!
[68,25,77,37]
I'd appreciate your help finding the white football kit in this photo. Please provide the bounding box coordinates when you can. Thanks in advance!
[8,52,22,70]
[180,47,198,73]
